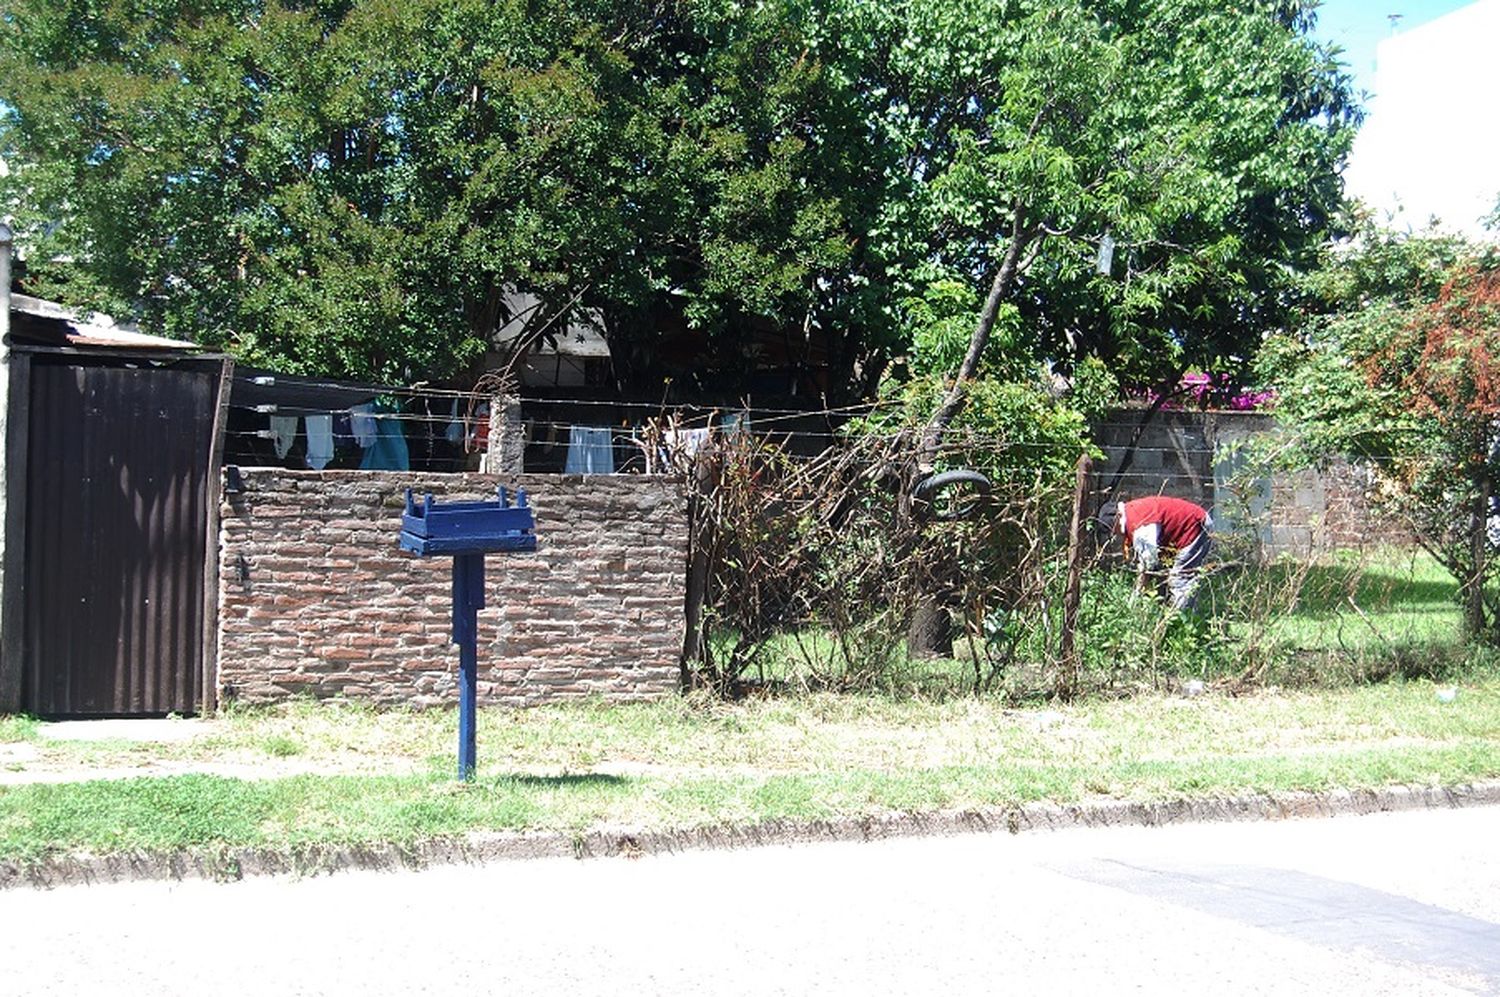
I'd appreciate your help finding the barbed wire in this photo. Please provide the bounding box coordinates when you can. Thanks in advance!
[222,376,1411,473]
[219,416,1416,467]
[230,372,894,419]
[218,421,1299,459]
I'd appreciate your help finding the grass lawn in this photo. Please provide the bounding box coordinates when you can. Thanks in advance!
[726,549,1473,696]
[1235,548,1462,652]
[2,676,1498,864]
[1,548,1492,868]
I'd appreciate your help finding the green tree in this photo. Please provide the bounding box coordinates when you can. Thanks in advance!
[1259,225,1500,639]
[2,0,623,379]
[803,0,1355,463]
[1,0,1355,397]
[0,0,889,384]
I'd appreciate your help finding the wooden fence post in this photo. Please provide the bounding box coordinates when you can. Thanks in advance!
[1058,453,1095,700]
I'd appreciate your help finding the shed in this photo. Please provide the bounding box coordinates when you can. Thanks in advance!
[1,280,232,717]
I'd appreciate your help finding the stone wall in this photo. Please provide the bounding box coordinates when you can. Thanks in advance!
[1095,409,1410,554]
[217,470,687,707]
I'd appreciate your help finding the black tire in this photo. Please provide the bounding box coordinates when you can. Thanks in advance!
[911,469,992,521]
[911,469,992,500]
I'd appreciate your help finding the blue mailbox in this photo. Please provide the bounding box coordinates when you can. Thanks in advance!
[400,486,537,780]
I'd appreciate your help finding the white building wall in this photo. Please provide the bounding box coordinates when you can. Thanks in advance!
[1343,0,1500,239]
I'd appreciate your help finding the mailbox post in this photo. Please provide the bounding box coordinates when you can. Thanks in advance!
[399,486,537,780]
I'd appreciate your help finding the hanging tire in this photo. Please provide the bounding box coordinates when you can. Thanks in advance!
[912,469,992,521]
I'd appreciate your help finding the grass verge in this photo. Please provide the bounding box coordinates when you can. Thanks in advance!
[2,677,1498,864]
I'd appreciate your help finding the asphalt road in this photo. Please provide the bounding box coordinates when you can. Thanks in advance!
[6,806,1499,996]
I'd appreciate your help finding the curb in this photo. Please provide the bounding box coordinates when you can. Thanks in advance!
[5,780,1499,891]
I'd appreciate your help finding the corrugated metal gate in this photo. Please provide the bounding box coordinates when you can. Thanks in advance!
[20,356,223,716]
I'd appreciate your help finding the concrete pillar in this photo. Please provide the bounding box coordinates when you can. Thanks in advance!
[485,393,524,475]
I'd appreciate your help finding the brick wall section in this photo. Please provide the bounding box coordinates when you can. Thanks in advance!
[218,471,687,707]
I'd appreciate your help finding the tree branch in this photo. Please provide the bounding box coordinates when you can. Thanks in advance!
[917,206,1040,470]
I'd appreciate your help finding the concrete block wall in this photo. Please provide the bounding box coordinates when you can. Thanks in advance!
[1096,410,1410,555]
[1096,410,1218,507]
[217,471,687,707]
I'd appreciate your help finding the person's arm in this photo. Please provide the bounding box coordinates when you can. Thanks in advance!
[1125,522,1157,600]
[1130,523,1160,570]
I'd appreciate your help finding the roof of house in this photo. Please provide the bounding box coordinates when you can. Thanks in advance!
[8,294,200,351]
[229,367,383,417]
[491,291,612,359]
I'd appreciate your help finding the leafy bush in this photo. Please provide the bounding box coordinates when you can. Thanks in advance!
[1260,225,1500,641]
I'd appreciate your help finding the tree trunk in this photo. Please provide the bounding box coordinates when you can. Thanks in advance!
[907,596,954,659]
[915,214,1035,471]
[906,214,1036,659]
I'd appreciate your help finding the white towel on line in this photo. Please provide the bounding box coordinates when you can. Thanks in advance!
[269,415,298,459]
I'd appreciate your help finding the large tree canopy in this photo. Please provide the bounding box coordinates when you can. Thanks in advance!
[800,0,1355,455]
[1,0,1355,395]
[0,0,880,383]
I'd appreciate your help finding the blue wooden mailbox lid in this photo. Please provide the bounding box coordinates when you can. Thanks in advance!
[399,487,538,556]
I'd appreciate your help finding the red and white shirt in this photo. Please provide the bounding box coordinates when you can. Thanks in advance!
[1118,496,1209,569]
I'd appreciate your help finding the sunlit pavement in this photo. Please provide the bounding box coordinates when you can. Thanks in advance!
[5,805,1498,996]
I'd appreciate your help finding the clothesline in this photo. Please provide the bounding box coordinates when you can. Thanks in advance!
[232,406,737,474]
[228,399,838,431]
[230,372,888,421]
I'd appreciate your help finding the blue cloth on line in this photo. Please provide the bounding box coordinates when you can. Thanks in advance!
[304,414,334,470]
[359,412,410,470]
[564,426,615,474]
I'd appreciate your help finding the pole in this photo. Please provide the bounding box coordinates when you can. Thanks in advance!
[1058,453,1094,700]
[452,553,485,780]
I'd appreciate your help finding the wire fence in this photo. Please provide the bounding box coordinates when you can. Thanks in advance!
[223,372,1305,476]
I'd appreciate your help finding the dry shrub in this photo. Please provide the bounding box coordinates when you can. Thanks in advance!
[672,421,1458,699]
[678,427,1076,696]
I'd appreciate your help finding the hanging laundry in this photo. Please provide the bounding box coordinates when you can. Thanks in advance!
[359,406,410,471]
[304,414,334,470]
[663,427,711,460]
[269,415,298,459]
[564,426,615,474]
[445,399,465,445]
[349,403,377,449]
[471,402,491,453]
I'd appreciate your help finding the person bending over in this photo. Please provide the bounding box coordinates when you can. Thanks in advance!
[1114,495,1213,611]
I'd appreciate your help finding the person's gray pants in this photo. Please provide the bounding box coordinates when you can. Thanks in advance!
[1168,524,1212,611]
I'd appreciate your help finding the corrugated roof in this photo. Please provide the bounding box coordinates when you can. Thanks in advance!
[492,291,612,359]
[9,294,200,350]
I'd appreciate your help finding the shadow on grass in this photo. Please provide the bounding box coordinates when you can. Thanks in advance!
[505,773,631,788]
[1293,563,1456,613]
